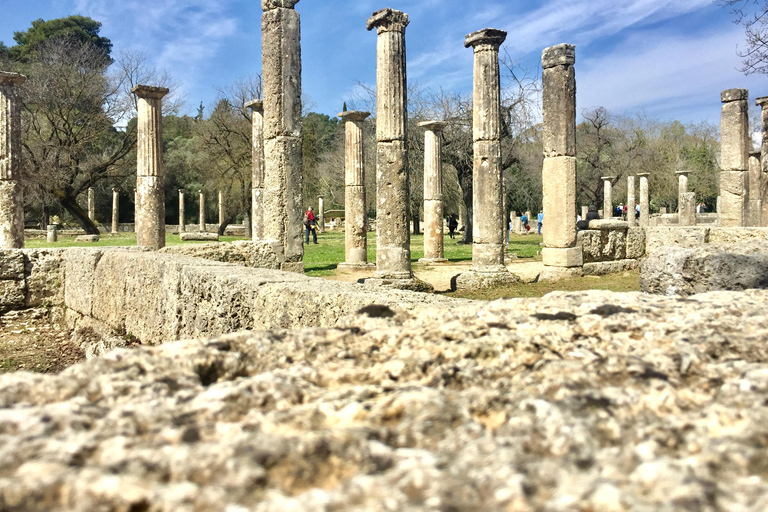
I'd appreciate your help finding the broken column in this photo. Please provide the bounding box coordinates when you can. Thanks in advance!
[756,97,768,226]
[131,85,169,250]
[317,196,324,233]
[638,172,650,228]
[262,0,303,272]
[0,72,26,248]
[199,191,205,231]
[677,170,689,196]
[245,99,265,241]
[337,111,374,270]
[218,189,225,226]
[627,175,636,227]
[87,187,95,221]
[539,44,582,279]
[111,188,119,234]
[365,8,430,291]
[581,205,588,221]
[418,121,448,263]
[720,88,749,227]
[453,28,517,289]
[178,189,185,233]
[748,151,762,226]
[679,191,696,226]
[602,177,614,217]
[46,224,57,243]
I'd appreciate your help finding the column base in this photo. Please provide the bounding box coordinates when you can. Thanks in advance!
[541,247,583,267]
[280,262,304,274]
[337,262,376,272]
[418,257,449,264]
[362,276,434,293]
[539,266,584,281]
[450,268,519,291]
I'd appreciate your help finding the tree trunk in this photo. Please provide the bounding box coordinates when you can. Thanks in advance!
[217,214,238,236]
[41,206,50,229]
[412,210,420,235]
[58,191,99,234]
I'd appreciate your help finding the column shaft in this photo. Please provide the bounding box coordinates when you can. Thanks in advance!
[419,122,446,262]
[748,152,762,226]
[88,188,95,221]
[246,100,265,240]
[178,189,185,232]
[720,89,749,227]
[639,174,650,228]
[0,72,26,248]
[603,179,613,218]
[111,189,119,234]
[199,191,205,230]
[627,176,636,227]
[218,189,225,226]
[338,111,370,267]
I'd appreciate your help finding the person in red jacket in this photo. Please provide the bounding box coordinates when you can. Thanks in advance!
[303,207,317,244]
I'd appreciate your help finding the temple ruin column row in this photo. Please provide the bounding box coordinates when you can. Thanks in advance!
[419,121,447,263]
[0,72,26,249]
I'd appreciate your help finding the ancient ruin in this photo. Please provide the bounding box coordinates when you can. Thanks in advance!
[418,120,448,264]
[337,111,374,271]
[87,187,95,221]
[0,72,26,249]
[638,172,650,228]
[627,175,636,227]
[218,189,225,226]
[178,189,186,233]
[748,151,762,226]
[262,0,304,272]
[245,99,265,241]
[540,44,582,279]
[719,88,749,227]
[131,85,169,250]
[198,190,205,230]
[602,176,614,217]
[111,188,119,234]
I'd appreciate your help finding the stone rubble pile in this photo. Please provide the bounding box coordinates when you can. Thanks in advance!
[2,289,768,510]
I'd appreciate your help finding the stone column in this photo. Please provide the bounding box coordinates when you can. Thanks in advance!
[677,170,689,196]
[262,0,303,272]
[111,188,119,234]
[454,28,516,289]
[581,205,588,221]
[131,85,169,250]
[720,88,749,227]
[366,8,419,288]
[218,189,225,226]
[245,99,265,241]
[748,151,762,226]
[198,191,205,231]
[178,189,186,233]
[87,187,95,221]
[602,177,614,217]
[756,97,768,226]
[638,173,650,227]
[679,191,696,226]
[539,44,581,279]
[0,72,26,248]
[46,224,57,243]
[317,196,324,233]
[418,121,448,263]
[676,169,690,222]
[627,176,636,228]
[338,110,374,270]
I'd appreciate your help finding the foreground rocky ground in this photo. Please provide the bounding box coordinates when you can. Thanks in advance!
[2,289,768,510]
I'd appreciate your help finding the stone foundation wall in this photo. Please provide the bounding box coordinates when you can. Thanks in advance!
[0,247,464,349]
[578,220,645,275]
[646,226,768,254]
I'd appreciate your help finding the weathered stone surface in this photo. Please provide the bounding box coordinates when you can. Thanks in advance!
[541,51,576,157]
[420,122,445,262]
[23,249,64,307]
[263,136,303,263]
[645,226,709,253]
[0,73,25,249]
[179,232,219,241]
[75,235,100,242]
[541,42,575,68]
[627,175,636,227]
[640,241,768,295]
[161,241,282,270]
[542,156,577,247]
[583,259,637,275]
[340,111,371,265]
[626,227,646,259]
[638,173,650,228]
[541,246,583,267]
[261,8,301,139]
[9,288,768,509]
[0,278,25,311]
[708,226,768,243]
[0,180,24,249]
[262,0,299,9]
[63,249,104,316]
[602,177,614,217]
[678,191,696,226]
[375,140,411,279]
[722,87,748,102]
[0,250,25,279]
[451,268,518,291]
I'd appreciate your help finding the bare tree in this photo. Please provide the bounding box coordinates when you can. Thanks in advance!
[721,0,768,74]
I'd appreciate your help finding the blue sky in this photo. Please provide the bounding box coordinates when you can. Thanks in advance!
[1,0,765,126]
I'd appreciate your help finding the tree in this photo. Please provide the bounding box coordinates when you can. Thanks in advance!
[9,16,112,63]
[721,0,768,74]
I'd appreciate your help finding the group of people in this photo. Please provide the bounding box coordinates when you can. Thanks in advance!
[515,212,544,236]
[613,203,641,220]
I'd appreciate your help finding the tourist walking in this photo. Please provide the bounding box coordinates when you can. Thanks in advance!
[537,211,543,235]
[520,213,529,235]
[303,207,317,244]
[448,214,458,239]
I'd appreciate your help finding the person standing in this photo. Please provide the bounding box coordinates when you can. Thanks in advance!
[448,214,458,239]
[537,211,543,235]
[304,206,317,244]
[520,212,529,235]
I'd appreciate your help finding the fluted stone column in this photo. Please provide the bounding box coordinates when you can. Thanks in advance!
[178,189,186,233]
[756,97,768,226]
[87,188,95,221]
[539,44,581,278]
[245,99,265,241]
[638,173,650,228]
[317,196,324,233]
[679,191,696,226]
[627,176,636,227]
[0,72,26,248]
[454,29,517,289]
[418,121,448,263]
[199,191,206,231]
[131,85,168,250]
[218,189,225,226]
[262,0,303,272]
[748,151,762,226]
[111,188,119,234]
[720,89,749,227]
[338,110,374,270]
[602,177,614,217]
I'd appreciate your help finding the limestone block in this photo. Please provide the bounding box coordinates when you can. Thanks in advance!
[262,0,299,9]
[583,259,638,276]
[542,156,577,247]
[0,180,24,248]
[473,140,504,246]
[600,229,627,260]
[231,240,283,269]
[179,232,219,241]
[261,7,302,139]
[579,230,602,263]
[472,243,506,269]
[645,227,709,254]
[23,249,65,307]
[0,250,25,279]
[720,99,749,171]
[707,227,768,244]
[542,246,583,267]
[375,140,410,278]
[263,136,303,259]
[640,241,768,296]
[0,278,26,311]
[720,170,747,227]
[63,249,105,316]
[541,65,576,157]
[541,43,575,69]
[626,227,646,259]
[679,192,696,226]
[451,269,518,291]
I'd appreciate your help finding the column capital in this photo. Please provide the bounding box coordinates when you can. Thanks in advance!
[417,120,447,132]
[601,176,616,181]
[178,189,185,193]
[757,96,768,107]
[542,44,575,68]
[262,0,299,10]
[367,8,409,34]
[0,71,26,87]
[112,187,119,193]
[464,28,507,50]
[338,110,371,122]
[131,85,169,99]
[675,169,693,175]
[245,99,263,112]
[722,88,748,103]
[636,172,650,178]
